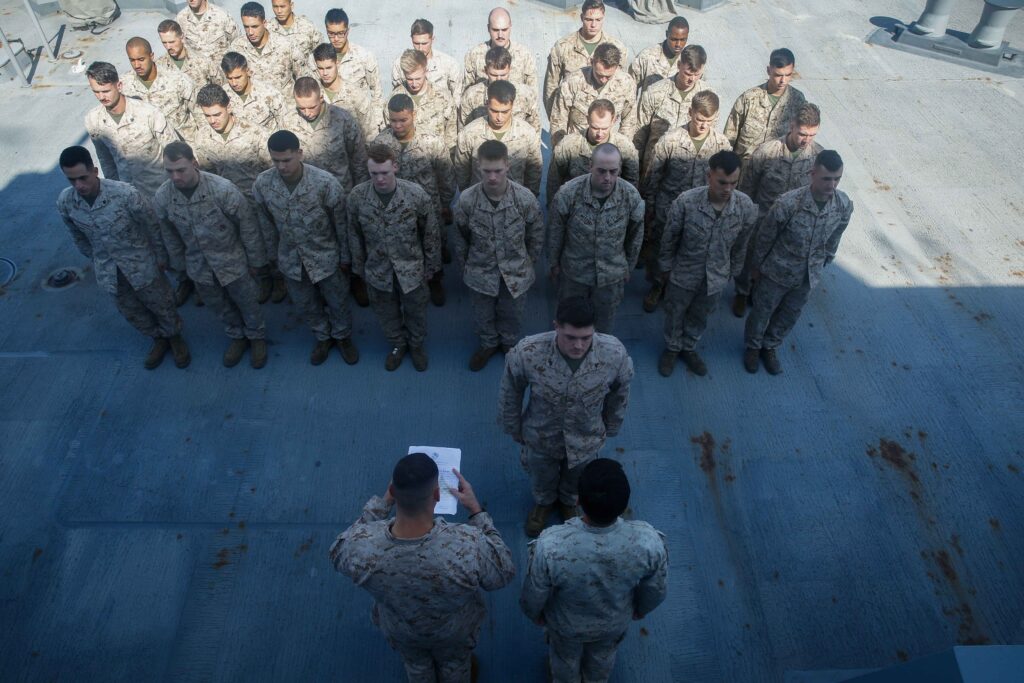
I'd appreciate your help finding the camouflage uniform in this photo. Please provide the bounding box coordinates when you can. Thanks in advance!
[547,175,645,332]
[734,136,823,297]
[633,77,714,168]
[372,128,456,225]
[543,30,629,115]
[347,179,440,350]
[724,83,807,160]
[223,78,286,129]
[120,68,198,142]
[227,32,310,96]
[453,180,544,348]
[85,97,178,197]
[192,116,270,200]
[455,117,542,195]
[278,103,369,191]
[335,43,382,103]
[628,43,678,99]
[546,131,639,202]
[745,185,854,350]
[176,2,239,56]
[500,331,634,505]
[156,49,223,88]
[154,171,267,340]
[643,126,732,231]
[458,80,541,134]
[252,163,353,342]
[658,186,757,352]
[549,67,638,147]
[266,14,322,55]
[383,82,457,156]
[329,495,515,683]
[463,39,538,89]
[323,82,382,142]
[521,517,668,683]
[57,179,180,338]
[390,49,463,106]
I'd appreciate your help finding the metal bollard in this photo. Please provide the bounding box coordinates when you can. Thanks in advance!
[968,1,1024,48]
[909,0,958,35]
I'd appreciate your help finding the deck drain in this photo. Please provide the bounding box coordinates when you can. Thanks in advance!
[43,267,81,291]
[0,257,15,287]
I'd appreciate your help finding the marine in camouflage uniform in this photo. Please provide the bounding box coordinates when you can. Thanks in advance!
[119,60,198,142]
[329,458,515,683]
[176,0,239,56]
[547,130,640,201]
[723,48,807,161]
[316,51,383,143]
[278,89,369,192]
[628,17,690,99]
[266,1,322,55]
[521,460,668,683]
[252,159,357,361]
[549,49,638,148]
[744,154,853,373]
[347,173,441,368]
[228,24,310,96]
[384,79,457,157]
[459,79,540,134]
[222,71,286,129]
[372,128,455,230]
[156,20,223,87]
[543,7,628,116]
[462,7,537,89]
[323,9,382,103]
[548,158,645,333]
[389,47,463,108]
[455,94,542,196]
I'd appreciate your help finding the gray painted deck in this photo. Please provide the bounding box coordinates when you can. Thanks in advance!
[1,1,1022,681]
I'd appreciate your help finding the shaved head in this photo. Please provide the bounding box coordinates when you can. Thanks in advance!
[487,7,512,47]
[488,7,510,25]
[126,36,152,53]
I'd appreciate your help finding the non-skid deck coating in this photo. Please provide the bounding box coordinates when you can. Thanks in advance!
[1,1,1022,681]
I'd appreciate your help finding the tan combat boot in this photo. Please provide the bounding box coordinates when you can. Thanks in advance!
[223,338,248,368]
[525,504,554,538]
[168,334,191,368]
[250,339,268,369]
[144,338,170,370]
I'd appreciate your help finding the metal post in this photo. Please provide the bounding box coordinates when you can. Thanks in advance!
[968,1,1023,48]
[22,0,57,59]
[909,0,958,36]
[0,24,31,86]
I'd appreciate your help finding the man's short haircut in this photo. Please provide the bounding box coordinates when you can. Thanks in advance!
[197,83,230,107]
[578,459,630,526]
[556,296,596,328]
[324,8,349,26]
[268,129,301,152]
[59,145,94,170]
[388,93,414,113]
[313,43,337,63]
[592,142,621,164]
[221,52,248,73]
[85,61,119,85]
[400,49,428,74]
[392,452,439,513]
[477,139,508,162]
[367,143,397,164]
[769,47,796,68]
[485,46,512,71]
[593,43,621,68]
[795,102,821,128]
[293,76,321,98]
[163,141,196,162]
[708,149,741,176]
[668,16,689,32]
[487,79,516,105]
[240,2,265,20]
[410,18,434,36]
[689,90,719,118]
[157,19,183,35]
[588,98,615,119]
[126,36,152,53]
[679,44,707,72]
[815,149,843,172]
[581,0,605,14]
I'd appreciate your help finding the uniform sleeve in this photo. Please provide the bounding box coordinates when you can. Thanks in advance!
[327,495,393,573]
[225,184,268,268]
[499,347,529,440]
[251,181,280,262]
[524,133,543,196]
[621,142,641,188]
[57,200,94,259]
[546,189,570,268]
[603,351,634,437]
[456,97,471,131]
[419,193,442,276]
[634,532,669,618]
[151,107,178,148]
[548,84,570,148]
[739,147,766,199]
[730,199,758,280]
[468,512,516,591]
[753,197,791,268]
[90,136,119,182]
[448,64,464,109]
[363,51,382,102]
[641,137,669,204]
[625,193,645,271]
[153,197,186,272]
[523,194,545,265]
[325,179,350,266]
[346,194,366,277]
[454,132,474,191]
[452,194,472,267]
[432,144,457,211]
[657,198,685,276]
[632,89,656,157]
[523,90,542,133]
[519,540,553,622]
[389,58,403,91]
[545,142,568,204]
[346,116,370,185]
[617,80,638,140]
[825,200,854,265]
[542,47,562,116]
[723,95,745,150]
[131,188,169,266]
[443,101,458,156]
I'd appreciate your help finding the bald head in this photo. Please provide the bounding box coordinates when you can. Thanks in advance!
[126,36,152,53]
[487,7,512,47]
[126,37,156,80]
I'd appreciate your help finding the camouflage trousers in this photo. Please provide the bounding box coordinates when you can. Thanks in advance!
[113,269,181,339]
[663,280,721,352]
[547,631,625,683]
[523,445,591,506]
[558,278,625,334]
[367,277,429,349]
[389,635,475,683]
[195,274,266,340]
[744,274,811,350]
[733,222,763,297]
[470,281,526,348]
[286,268,353,341]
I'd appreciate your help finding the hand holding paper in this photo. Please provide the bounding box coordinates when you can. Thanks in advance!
[448,469,482,516]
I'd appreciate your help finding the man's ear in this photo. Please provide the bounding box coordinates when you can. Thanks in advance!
[433,482,441,502]
[387,483,397,499]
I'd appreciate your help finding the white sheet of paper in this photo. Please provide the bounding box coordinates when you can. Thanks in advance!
[408,446,462,515]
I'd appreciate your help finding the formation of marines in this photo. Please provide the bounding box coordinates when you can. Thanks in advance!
[53,1,859,680]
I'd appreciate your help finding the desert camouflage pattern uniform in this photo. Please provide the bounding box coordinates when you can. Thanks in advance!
[372,128,456,225]
[57,179,180,338]
[390,48,463,106]
[455,117,542,195]
[120,67,199,141]
[521,517,668,683]
[383,82,457,155]
[543,30,629,115]
[335,43,382,103]
[176,3,239,56]
[224,78,286,129]
[745,185,854,350]
[323,81,382,142]
[227,31,311,96]
[329,495,515,683]
[724,83,807,160]
[278,103,369,191]
[85,97,178,197]
[458,80,541,133]
[546,131,640,202]
[549,67,638,147]
[267,13,323,55]
[633,77,714,168]
[157,48,223,88]
[643,126,732,231]
[500,330,634,504]
[463,39,538,89]
[628,42,678,99]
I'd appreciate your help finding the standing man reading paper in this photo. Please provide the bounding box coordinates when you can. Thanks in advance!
[330,452,515,683]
